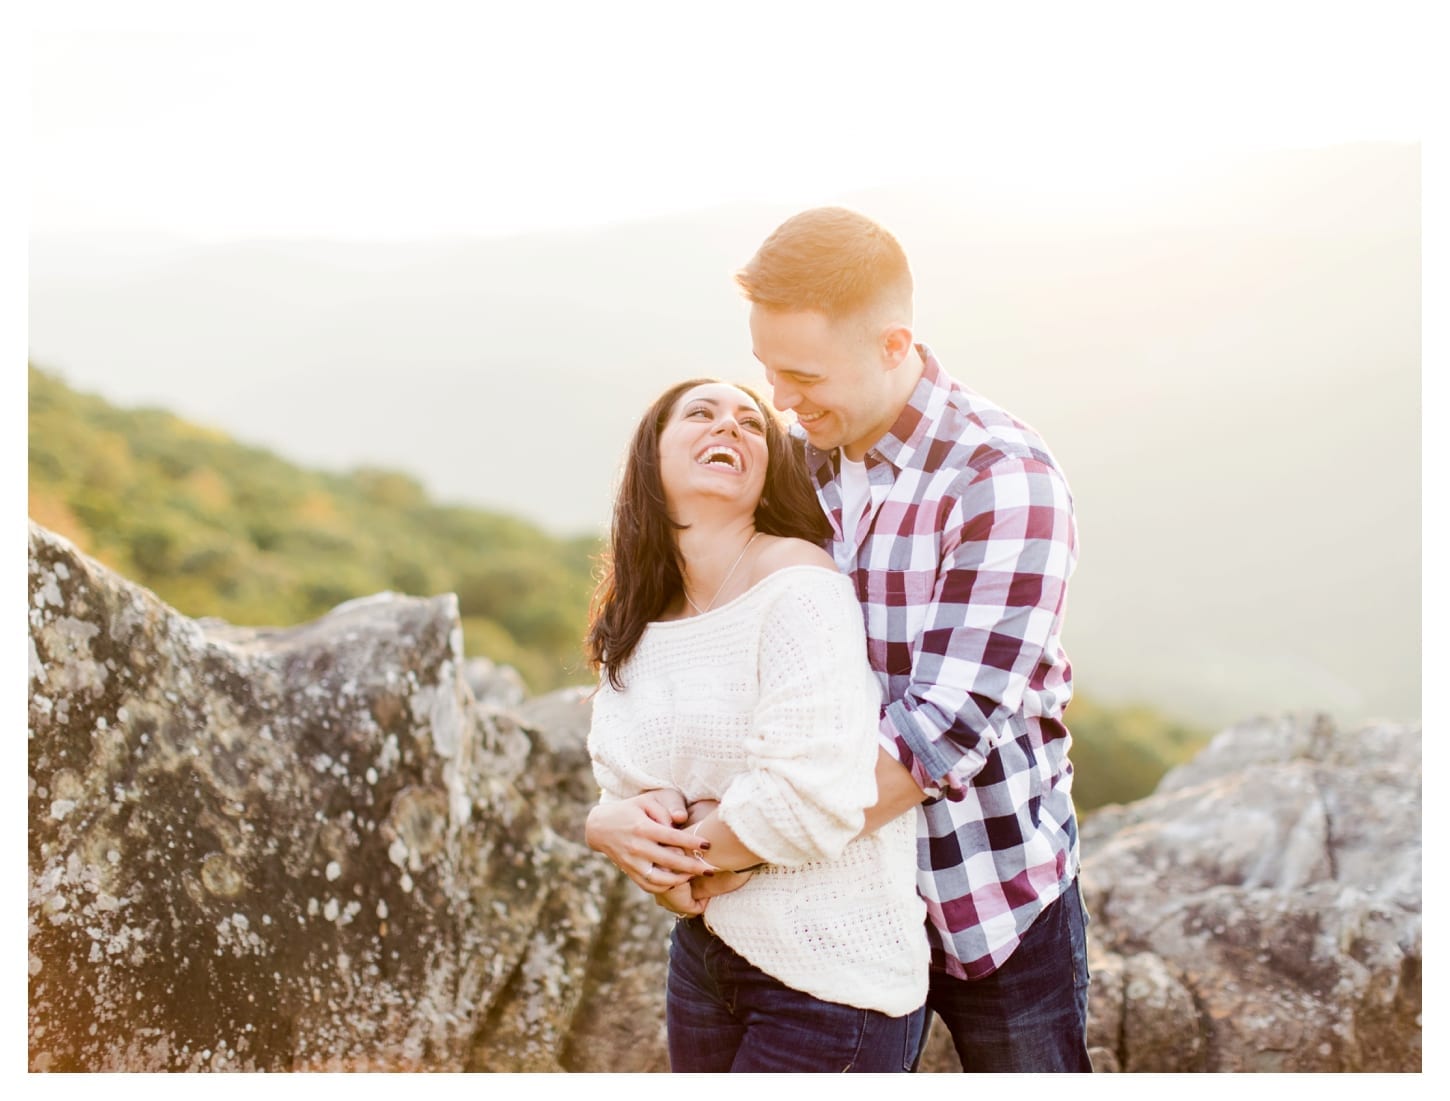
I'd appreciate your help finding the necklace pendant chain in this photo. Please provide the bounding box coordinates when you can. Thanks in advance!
[685,532,760,616]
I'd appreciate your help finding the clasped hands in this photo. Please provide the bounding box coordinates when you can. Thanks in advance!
[584,790,756,917]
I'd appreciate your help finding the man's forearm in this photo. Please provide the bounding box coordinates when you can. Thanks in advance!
[681,752,927,875]
[680,812,763,873]
[861,749,928,835]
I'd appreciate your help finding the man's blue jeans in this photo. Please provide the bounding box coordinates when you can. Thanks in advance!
[666,915,926,1072]
[914,877,1093,1072]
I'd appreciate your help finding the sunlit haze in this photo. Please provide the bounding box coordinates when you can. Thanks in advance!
[17,4,1435,734]
[30,2,1428,241]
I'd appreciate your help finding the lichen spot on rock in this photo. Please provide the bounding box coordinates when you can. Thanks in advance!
[201,853,246,899]
[386,786,448,867]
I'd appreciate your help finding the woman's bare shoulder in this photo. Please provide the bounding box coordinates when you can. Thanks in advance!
[752,535,838,579]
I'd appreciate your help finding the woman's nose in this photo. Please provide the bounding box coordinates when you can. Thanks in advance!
[711,414,741,436]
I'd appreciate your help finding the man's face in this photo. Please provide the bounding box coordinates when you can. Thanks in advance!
[748,305,898,461]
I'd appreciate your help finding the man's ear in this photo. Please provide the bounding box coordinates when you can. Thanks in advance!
[881,322,915,370]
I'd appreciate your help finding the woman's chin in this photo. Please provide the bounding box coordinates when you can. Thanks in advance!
[670,487,763,518]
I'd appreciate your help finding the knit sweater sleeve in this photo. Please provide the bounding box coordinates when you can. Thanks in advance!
[586,678,650,806]
[590,751,629,805]
[715,569,882,866]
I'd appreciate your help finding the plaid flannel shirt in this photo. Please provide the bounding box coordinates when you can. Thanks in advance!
[802,346,1080,979]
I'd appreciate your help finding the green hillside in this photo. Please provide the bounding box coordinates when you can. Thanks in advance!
[27,364,598,693]
[27,363,1207,809]
[1063,695,1209,811]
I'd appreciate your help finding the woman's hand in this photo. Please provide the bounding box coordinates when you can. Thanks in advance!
[585,790,716,895]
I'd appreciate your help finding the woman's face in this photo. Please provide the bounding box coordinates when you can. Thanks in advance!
[657,382,771,519]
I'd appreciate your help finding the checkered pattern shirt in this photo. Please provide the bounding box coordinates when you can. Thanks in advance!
[802,346,1080,980]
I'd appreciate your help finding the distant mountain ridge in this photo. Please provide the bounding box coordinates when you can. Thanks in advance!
[28,143,1421,728]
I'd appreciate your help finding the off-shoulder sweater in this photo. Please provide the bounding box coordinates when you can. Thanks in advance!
[588,566,929,1016]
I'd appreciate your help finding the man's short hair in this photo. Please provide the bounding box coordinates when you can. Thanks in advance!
[736,207,913,320]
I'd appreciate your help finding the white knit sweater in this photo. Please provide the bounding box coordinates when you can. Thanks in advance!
[588,565,928,1016]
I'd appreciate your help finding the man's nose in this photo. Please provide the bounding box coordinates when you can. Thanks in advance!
[771,382,798,412]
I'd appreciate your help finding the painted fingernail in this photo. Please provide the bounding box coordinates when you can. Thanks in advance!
[698,840,711,851]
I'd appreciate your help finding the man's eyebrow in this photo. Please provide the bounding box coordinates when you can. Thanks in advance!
[752,355,819,380]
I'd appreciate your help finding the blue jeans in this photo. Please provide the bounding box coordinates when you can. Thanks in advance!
[666,916,926,1072]
[914,877,1093,1072]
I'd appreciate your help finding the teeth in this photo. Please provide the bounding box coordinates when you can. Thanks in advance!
[699,446,742,471]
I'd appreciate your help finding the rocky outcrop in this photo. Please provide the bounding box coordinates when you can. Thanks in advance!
[26,522,621,1071]
[28,521,1422,1072]
[464,658,528,712]
[473,688,671,1073]
[1078,712,1421,1072]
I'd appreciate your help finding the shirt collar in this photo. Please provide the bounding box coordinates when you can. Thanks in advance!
[804,343,948,484]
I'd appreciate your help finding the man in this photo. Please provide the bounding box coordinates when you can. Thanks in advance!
[587,207,1088,1072]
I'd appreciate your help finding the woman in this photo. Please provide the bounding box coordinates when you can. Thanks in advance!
[584,378,928,1073]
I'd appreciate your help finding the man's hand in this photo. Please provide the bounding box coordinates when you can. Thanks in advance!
[860,749,929,836]
[681,798,757,902]
[684,797,718,829]
[655,879,707,918]
[585,790,716,895]
[690,867,756,902]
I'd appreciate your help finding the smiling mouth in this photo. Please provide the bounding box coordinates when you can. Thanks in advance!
[697,445,744,472]
[796,410,826,426]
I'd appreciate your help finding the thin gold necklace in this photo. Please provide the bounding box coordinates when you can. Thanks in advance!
[684,532,760,616]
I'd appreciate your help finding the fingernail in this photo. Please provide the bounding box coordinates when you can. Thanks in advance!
[702,869,715,877]
[698,840,711,851]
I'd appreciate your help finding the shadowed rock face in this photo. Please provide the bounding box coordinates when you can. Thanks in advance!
[27,521,1422,1072]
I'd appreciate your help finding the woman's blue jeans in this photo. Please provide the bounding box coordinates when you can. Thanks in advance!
[666,915,926,1072]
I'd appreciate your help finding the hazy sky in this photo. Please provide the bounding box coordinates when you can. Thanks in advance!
[16,2,1440,691]
[28,1,1430,242]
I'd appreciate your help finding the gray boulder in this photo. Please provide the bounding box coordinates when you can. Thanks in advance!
[1078,712,1421,1072]
[463,657,528,711]
[26,521,619,1071]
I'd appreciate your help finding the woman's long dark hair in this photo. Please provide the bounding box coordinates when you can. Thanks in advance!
[585,378,832,690]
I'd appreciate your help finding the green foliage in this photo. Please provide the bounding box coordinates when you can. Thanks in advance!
[1065,694,1212,812]
[28,364,1205,796]
[27,364,601,694]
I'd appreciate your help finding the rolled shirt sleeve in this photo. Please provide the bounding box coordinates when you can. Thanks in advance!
[878,456,1078,796]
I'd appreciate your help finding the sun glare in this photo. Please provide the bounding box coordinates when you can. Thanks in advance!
[27,9,1424,241]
